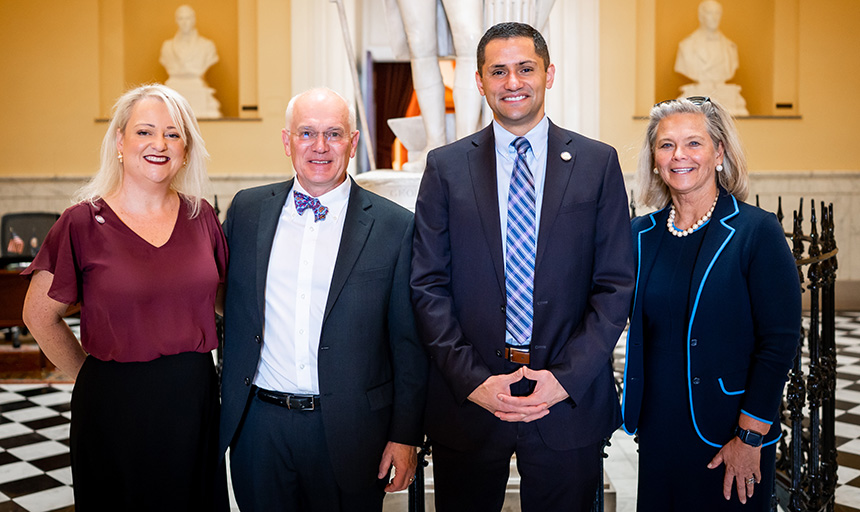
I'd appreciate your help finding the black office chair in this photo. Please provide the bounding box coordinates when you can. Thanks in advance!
[1,212,61,347]
[2,212,60,259]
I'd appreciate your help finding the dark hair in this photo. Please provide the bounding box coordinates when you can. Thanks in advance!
[477,22,550,74]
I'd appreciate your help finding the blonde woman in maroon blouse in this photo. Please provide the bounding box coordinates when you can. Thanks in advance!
[22,84,228,511]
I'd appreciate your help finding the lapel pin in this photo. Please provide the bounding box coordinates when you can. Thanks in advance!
[560,151,571,161]
[95,215,105,224]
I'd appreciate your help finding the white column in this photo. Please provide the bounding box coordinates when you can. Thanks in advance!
[290,0,359,173]
[545,0,600,138]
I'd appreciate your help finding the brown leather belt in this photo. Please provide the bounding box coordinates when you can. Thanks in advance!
[255,387,320,411]
[504,346,530,365]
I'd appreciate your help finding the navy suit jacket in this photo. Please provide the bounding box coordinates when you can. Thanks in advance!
[411,121,635,451]
[219,178,428,493]
[621,191,801,447]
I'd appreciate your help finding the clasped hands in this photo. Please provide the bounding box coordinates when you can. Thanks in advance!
[468,367,569,422]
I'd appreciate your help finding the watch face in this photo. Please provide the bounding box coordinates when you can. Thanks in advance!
[737,428,763,447]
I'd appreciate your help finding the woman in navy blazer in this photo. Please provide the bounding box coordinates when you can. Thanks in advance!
[621,97,801,511]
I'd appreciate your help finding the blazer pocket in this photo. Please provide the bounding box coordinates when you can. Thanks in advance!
[366,380,394,411]
[717,369,748,396]
[348,266,390,284]
[558,200,596,214]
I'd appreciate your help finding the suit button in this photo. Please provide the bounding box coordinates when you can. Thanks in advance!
[500,305,506,313]
[244,377,250,386]
[255,335,261,344]
[496,349,503,357]
[692,377,701,385]
[690,338,697,347]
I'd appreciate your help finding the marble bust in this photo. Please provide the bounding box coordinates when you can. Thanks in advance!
[674,0,748,116]
[160,5,222,118]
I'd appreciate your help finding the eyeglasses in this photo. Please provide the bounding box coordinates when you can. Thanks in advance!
[654,96,711,107]
[290,129,350,144]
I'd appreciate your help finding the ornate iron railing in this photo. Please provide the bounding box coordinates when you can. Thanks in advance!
[769,197,839,512]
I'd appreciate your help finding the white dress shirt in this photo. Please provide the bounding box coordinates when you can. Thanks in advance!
[493,116,549,346]
[254,177,351,394]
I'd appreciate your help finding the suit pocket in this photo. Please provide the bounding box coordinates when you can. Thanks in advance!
[558,200,596,214]
[366,380,394,411]
[717,369,748,396]
[348,266,390,284]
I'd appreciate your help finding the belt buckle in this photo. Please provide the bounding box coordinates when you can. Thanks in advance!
[287,395,315,411]
[505,346,530,365]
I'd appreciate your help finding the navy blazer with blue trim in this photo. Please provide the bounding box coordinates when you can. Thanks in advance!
[621,191,801,448]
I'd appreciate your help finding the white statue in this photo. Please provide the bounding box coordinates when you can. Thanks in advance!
[160,5,222,118]
[384,0,483,171]
[674,0,748,116]
[383,0,555,171]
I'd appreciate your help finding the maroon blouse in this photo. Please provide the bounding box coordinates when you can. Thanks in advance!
[23,198,228,363]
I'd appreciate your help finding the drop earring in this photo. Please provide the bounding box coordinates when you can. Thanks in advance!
[117,152,123,164]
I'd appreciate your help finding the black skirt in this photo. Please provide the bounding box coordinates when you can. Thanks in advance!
[70,351,226,511]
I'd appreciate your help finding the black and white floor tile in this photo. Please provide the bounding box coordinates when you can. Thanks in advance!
[2,313,860,511]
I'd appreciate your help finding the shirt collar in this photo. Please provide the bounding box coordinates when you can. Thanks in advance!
[492,116,549,160]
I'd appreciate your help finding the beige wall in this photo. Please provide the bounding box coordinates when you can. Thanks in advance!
[1,1,859,180]
[600,0,860,174]
[0,0,291,180]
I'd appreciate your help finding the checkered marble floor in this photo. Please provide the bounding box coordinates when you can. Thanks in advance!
[2,313,860,511]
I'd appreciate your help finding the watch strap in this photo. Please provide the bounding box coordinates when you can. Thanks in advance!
[734,426,764,447]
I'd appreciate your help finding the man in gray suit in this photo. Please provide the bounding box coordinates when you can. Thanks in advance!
[220,88,427,511]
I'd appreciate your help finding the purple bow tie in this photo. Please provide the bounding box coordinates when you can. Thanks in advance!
[294,191,328,222]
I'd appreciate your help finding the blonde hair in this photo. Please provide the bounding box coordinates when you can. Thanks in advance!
[635,97,748,209]
[75,84,210,217]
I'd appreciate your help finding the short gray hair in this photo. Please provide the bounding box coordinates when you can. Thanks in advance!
[635,97,748,209]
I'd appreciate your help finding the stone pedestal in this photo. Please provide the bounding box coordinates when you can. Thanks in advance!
[354,169,423,211]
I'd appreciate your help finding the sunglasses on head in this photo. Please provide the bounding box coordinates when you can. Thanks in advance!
[654,96,711,107]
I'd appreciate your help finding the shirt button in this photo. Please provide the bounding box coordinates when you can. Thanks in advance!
[299,329,304,335]
[301,294,306,299]
[690,338,698,347]
[300,364,305,369]
[309,227,314,232]
[692,377,701,385]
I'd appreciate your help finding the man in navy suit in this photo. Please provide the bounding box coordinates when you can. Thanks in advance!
[411,22,635,510]
[220,88,427,511]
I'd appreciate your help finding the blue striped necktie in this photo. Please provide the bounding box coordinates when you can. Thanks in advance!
[505,136,536,346]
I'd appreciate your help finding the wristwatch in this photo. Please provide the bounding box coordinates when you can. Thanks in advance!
[734,426,764,447]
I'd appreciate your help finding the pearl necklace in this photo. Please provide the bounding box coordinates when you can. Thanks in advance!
[667,194,719,237]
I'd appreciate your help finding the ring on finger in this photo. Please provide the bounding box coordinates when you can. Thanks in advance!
[746,477,756,485]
